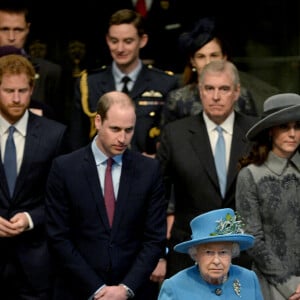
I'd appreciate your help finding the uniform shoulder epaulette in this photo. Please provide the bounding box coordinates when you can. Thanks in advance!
[164,70,174,76]
[147,64,175,76]
[85,65,107,75]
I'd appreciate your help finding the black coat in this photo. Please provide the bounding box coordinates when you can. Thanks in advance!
[156,112,258,275]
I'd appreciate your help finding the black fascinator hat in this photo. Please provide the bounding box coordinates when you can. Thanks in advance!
[178,16,218,57]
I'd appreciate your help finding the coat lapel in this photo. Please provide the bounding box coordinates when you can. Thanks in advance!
[110,151,133,231]
[82,147,112,230]
[189,116,219,188]
[0,162,10,203]
[130,66,151,98]
[189,113,253,197]
[96,67,116,94]
[13,115,40,199]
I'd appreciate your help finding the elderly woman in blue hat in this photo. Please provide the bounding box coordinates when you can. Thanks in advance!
[236,93,300,300]
[158,208,264,300]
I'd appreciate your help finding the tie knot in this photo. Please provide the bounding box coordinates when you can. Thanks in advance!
[216,126,224,134]
[8,126,15,136]
[122,76,131,84]
[107,157,114,168]
[121,76,131,93]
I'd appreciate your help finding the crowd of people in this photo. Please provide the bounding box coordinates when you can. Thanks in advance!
[1,1,300,300]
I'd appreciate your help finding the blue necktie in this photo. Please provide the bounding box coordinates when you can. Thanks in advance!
[214,126,226,198]
[4,126,17,197]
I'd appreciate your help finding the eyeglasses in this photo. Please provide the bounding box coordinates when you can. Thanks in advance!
[200,249,232,258]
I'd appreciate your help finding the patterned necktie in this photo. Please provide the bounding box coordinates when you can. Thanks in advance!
[214,126,226,198]
[121,76,131,94]
[4,126,17,197]
[104,158,115,227]
[135,0,147,17]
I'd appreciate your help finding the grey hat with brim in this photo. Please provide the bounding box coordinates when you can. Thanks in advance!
[246,93,300,141]
[174,208,254,254]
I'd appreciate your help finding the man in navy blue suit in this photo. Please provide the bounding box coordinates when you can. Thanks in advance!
[0,54,68,299]
[46,91,167,300]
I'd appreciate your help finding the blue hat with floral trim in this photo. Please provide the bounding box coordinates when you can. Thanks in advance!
[174,208,254,254]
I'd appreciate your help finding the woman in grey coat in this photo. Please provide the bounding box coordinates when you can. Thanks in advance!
[236,93,300,300]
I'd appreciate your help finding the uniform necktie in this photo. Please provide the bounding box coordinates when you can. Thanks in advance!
[4,126,17,197]
[104,158,115,227]
[135,0,147,17]
[121,76,131,94]
[214,126,226,198]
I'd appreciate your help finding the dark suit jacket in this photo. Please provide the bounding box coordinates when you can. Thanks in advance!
[46,146,167,299]
[69,64,179,153]
[0,112,67,290]
[156,112,258,274]
[31,57,64,122]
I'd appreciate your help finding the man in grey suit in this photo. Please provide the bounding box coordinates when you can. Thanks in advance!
[156,60,258,277]
[0,54,68,299]
[46,91,167,300]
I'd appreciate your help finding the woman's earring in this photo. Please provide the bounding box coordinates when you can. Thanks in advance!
[192,67,197,72]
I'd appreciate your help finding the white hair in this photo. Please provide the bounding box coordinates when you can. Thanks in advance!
[188,242,240,261]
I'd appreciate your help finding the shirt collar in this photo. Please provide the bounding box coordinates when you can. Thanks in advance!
[91,136,122,166]
[0,110,29,137]
[112,60,142,84]
[203,111,235,135]
[265,150,300,175]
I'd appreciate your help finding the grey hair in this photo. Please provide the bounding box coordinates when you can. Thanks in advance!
[188,242,241,261]
[198,60,240,88]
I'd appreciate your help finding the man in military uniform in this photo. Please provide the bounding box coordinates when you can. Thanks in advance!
[69,9,179,155]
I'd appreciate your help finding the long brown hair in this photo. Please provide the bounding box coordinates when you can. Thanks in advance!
[238,129,271,169]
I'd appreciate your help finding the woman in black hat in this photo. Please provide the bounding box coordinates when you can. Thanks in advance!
[236,93,300,300]
[159,16,258,129]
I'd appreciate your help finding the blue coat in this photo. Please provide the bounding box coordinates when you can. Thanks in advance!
[158,264,264,300]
